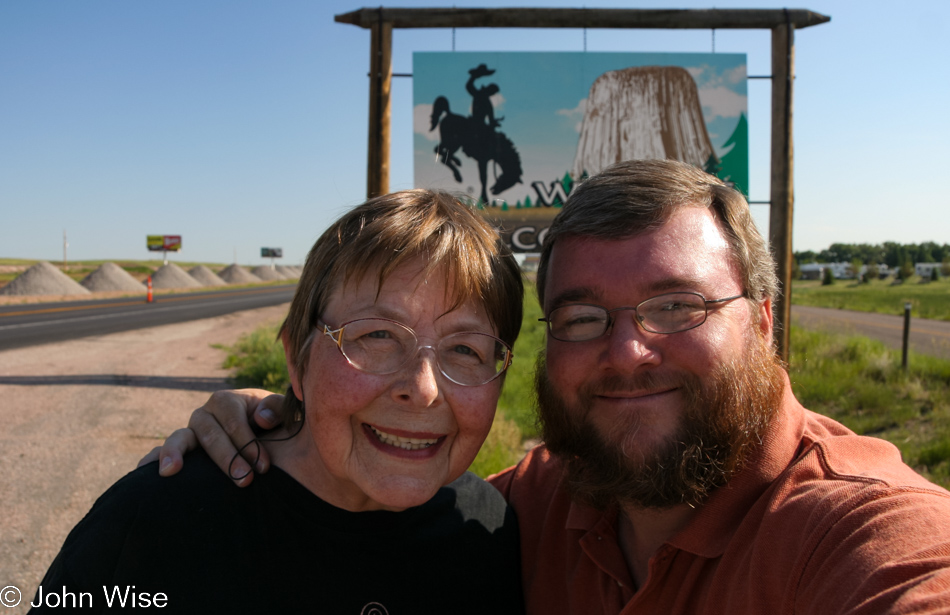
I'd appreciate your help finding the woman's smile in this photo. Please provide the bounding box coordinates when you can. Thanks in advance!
[365,423,446,454]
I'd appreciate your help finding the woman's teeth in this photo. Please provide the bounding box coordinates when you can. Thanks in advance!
[370,426,438,450]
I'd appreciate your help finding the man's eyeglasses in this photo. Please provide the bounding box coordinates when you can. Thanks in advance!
[322,318,513,386]
[539,292,747,342]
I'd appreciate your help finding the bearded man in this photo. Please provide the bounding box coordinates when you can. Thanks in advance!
[149,160,950,613]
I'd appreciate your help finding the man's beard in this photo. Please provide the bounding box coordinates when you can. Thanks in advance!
[536,330,786,511]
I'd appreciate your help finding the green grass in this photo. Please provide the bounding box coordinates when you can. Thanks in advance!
[789,326,950,487]
[221,325,289,393]
[467,287,547,476]
[0,258,40,266]
[792,277,950,321]
[497,286,545,440]
[468,413,525,478]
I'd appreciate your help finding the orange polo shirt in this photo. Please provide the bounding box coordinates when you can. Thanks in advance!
[489,380,950,614]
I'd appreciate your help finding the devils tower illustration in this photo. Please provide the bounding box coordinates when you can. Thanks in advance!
[571,66,718,178]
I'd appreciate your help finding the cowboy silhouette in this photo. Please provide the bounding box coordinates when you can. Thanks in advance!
[430,64,522,204]
[466,64,503,129]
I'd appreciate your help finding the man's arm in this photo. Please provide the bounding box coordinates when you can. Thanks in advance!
[137,389,284,487]
[794,485,950,613]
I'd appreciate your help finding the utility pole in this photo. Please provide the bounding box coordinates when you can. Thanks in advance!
[63,229,68,271]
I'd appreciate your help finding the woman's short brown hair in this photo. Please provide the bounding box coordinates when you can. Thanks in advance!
[279,189,523,423]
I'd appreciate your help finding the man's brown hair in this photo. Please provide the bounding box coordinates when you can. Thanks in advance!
[537,159,779,319]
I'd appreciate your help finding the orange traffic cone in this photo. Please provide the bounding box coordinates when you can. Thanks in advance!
[147,276,153,303]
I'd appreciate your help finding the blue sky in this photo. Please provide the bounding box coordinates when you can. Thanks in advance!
[2,1,948,265]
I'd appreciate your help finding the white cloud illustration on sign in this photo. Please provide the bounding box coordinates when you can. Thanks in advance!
[688,63,748,121]
[414,104,439,142]
[699,86,746,121]
[556,99,587,133]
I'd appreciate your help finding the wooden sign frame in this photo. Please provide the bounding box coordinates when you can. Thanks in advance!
[335,7,831,361]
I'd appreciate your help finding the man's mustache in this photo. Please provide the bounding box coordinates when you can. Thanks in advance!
[578,371,693,399]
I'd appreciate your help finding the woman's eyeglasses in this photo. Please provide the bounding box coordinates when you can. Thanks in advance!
[322,318,513,386]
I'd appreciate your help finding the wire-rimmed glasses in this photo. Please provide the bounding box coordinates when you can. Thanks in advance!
[539,292,747,342]
[322,318,513,386]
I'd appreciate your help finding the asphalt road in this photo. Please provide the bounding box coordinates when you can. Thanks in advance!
[791,305,950,360]
[0,284,296,351]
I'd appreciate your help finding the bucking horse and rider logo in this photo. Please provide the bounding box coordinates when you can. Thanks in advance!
[429,64,523,205]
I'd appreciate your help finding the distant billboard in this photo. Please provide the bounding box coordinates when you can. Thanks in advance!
[413,52,748,252]
[147,235,182,252]
[261,247,283,258]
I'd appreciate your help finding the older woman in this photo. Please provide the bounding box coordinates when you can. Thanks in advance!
[30,190,525,614]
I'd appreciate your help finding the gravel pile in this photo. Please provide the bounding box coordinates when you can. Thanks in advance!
[218,264,262,284]
[188,265,228,287]
[251,266,286,281]
[275,265,299,279]
[0,262,91,296]
[80,263,145,292]
[149,263,202,289]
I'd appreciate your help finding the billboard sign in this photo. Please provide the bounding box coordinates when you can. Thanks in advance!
[147,235,182,252]
[413,52,748,251]
[261,247,283,258]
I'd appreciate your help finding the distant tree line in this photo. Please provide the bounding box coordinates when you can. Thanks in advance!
[794,242,950,268]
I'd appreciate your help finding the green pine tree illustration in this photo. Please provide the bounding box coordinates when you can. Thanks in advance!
[719,113,749,197]
[555,172,573,207]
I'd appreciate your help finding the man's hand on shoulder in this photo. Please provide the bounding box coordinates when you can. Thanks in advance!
[135,389,285,487]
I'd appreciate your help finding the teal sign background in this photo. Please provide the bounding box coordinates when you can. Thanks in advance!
[414,52,748,206]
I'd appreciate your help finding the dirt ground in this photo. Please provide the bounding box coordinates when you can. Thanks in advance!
[0,303,289,613]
